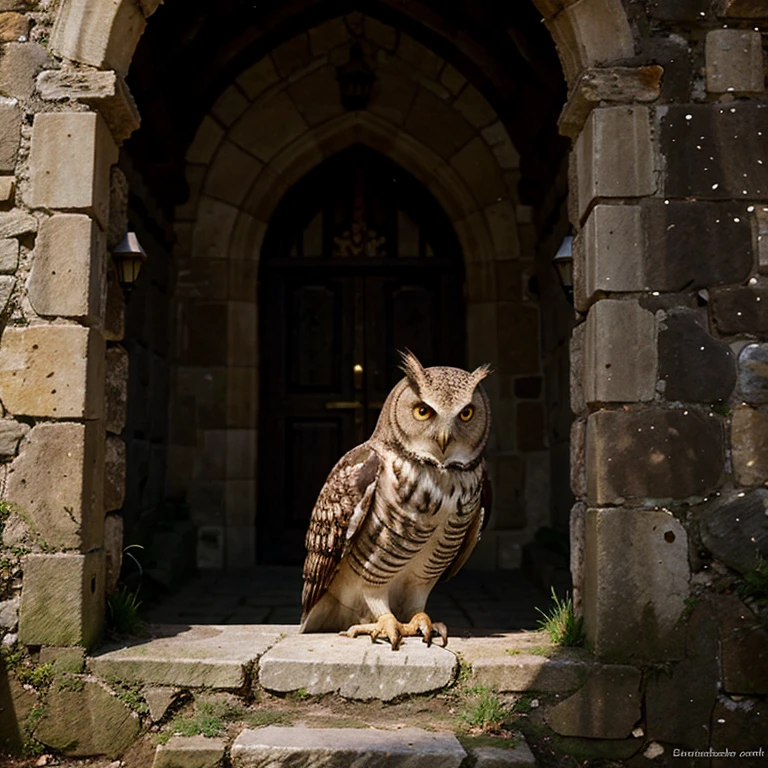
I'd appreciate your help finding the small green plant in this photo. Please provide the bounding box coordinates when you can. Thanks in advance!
[288,687,309,701]
[1,645,53,690]
[459,685,508,732]
[108,678,150,715]
[511,694,537,715]
[106,585,147,638]
[737,560,768,604]
[22,705,47,757]
[165,698,243,739]
[535,588,585,647]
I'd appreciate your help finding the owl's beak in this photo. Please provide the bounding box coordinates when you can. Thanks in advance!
[436,431,453,453]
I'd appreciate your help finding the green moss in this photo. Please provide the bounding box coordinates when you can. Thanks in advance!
[243,709,292,728]
[22,706,46,757]
[56,673,86,693]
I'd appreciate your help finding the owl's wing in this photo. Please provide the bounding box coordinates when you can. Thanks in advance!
[442,467,492,581]
[301,443,381,622]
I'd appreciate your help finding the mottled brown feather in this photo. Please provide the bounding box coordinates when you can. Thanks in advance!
[301,443,381,621]
[442,468,492,580]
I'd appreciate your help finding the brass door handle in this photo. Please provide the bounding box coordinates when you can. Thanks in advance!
[325,401,364,410]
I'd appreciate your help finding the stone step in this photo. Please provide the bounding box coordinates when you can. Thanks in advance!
[152,735,227,768]
[89,624,293,689]
[87,624,590,699]
[230,725,537,767]
[258,632,458,701]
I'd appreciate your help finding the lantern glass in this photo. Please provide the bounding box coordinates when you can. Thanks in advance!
[112,231,148,292]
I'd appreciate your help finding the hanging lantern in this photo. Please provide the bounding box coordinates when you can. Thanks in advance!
[553,235,574,304]
[337,42,376,111]
[112,231,147,297]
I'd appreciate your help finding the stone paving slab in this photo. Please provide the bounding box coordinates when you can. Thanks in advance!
[231,726,467,768]
[152,735,226,768]
[258,632,458,701]
[89,624,295,689]
[449,631,594,693]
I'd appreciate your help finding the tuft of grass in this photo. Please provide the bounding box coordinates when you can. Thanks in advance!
[165,698,243,739]
[459,685,508,732]
[107,586,147,638]
[737,559,768,604]
[535,588,585,647]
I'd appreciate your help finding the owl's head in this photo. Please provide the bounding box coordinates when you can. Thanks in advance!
[373,350,492,469]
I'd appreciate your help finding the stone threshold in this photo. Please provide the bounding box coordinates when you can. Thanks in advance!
[88,624,597,700]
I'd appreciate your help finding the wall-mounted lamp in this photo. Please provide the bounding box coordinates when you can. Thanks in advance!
[337,42,376,111]
[112,232,147,298]
[553,235,574,304]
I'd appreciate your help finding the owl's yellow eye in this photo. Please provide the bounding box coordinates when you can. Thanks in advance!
[459,405,475,422]
[413,404,434,421]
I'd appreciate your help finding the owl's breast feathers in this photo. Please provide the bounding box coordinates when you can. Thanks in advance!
[302,443,490,625]
[301,443,382,621]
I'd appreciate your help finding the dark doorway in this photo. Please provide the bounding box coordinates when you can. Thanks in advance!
[258,146,466,564]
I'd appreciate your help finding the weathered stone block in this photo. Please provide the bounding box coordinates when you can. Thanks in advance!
[584,299,656,403]
[659,310,736,403]
[152,735,227,768]
[29,112,118,231]
[738,343,768,402]
[232,727,467,768]
[51,0,146,76]
[697,488,768,575]
[0,42,50,100]
[6,422,105,550]
[18,551,105,648]
[713,594,768,695]
[662,103,768,199]
[583,508,688,661]
[718,0,768,17]
[546,665,642,738]
[259,634,457,700]
[497,303,540,375]
[559,66,663,140]
[104,512,123,594]
[0,595,19,630]
[587,409,724,504]
[39,646,86,674]
[0,418,28,457]
[89,624,287,688]
[35,678,139,757]
[0,11,28,41]
[144,686,177,723]
[581,201,753,303]
[710,285,768,335]
[0,209,36,238]
[0,104,21,173]
[104,435,126,512]
[575,106,654,219]
[36,68,141,144]
[645,601,719,748]
[0,669,37,755]
[105,344,128,434]
[0,175,15,203]
[28,214,106,324]
[706,29,765,93]
[0,325,105,419]
[104,267,125,341]
[730,405,768,486]
[0,238,19,273]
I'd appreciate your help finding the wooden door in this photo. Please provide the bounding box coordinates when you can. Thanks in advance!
[258,147,465,564]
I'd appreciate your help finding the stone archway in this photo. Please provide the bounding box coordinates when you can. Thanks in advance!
[0,8,765,738]
[167,15,547,570]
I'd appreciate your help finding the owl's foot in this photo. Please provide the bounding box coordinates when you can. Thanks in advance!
[341,612,448,651]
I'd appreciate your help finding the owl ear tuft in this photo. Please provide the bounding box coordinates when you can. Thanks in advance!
[469,363,492,389]
[399,349,429,394]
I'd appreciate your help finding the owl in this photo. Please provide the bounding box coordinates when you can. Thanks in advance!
[300,351,492,650]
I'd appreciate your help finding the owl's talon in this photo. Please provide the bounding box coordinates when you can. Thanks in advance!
[342,612,448,651]
[433,621,449,647]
